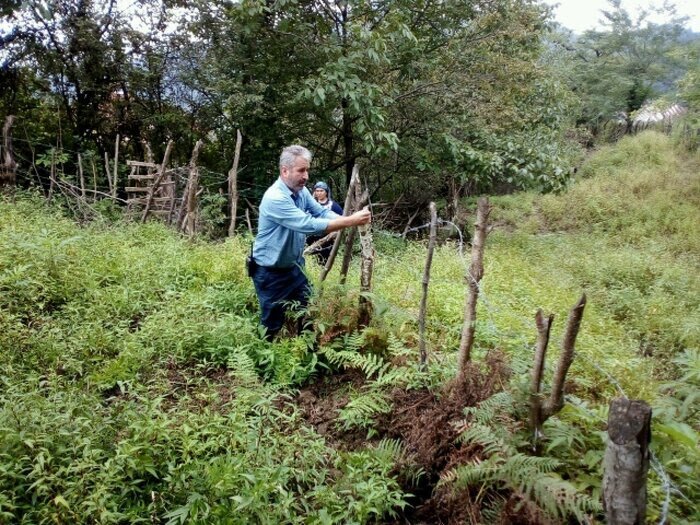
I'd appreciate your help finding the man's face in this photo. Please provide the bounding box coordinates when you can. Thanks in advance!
[313,188,328,202]
[280,157,309,193]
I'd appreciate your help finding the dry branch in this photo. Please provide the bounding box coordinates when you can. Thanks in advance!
[418,202,438,368]
[304,231,339,255]
[457,197,491,374]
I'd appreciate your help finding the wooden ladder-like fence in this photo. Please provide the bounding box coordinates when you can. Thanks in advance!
[125,160,175,220]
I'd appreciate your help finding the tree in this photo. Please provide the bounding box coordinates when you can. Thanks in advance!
[566,0,690,132]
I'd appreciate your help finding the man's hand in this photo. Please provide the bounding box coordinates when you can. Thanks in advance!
[325,206,372,233]
[351,206,371,226]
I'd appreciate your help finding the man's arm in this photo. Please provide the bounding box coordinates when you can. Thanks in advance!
[325,207,371,233]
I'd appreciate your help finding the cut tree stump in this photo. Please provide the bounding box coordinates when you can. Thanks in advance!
[603,398,652,525]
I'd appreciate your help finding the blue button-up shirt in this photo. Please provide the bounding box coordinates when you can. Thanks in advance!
[253,178,340,268]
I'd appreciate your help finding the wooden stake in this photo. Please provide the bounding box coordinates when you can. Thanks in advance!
[48,149,56,204]
[356,179,374,327]
[320,165,360,282]
[418,202,438,368]
[245,208,253,236]
[104,152,112,197]
[141,140,174,223]
[542,294,586,418]
[339,227,357,285]
[112,134,120,198]
[228,129,242,236]
[457,197,491,374]
[603,398,651,525]
[77,153,86,200]
[530,309,554,443]
[183,140,204,236]
[90,157,98,201]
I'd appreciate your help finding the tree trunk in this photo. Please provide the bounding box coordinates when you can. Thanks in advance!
[1,116,17,186]
[418,202,438,368]
[603,398,651,525]
[457,197,491,374]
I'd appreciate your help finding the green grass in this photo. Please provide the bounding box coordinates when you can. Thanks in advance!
[1,131,698,523]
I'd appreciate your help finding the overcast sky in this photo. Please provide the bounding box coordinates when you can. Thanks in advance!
[544,0,700,33]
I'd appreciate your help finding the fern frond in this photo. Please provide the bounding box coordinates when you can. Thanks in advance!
[343,331,365,352]
[387,333,410,357]
[338,390,392,430]
[226,348,259,384]
[463,391,513,424]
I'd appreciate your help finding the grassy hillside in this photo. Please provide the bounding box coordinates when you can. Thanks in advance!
[1,132,698,523]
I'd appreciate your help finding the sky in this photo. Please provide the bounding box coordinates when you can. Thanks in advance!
[544,0,700,33]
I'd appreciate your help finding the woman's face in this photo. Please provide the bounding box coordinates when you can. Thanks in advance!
[313,188,328,202]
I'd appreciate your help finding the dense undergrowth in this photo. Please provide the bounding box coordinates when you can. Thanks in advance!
[1,132,698,523]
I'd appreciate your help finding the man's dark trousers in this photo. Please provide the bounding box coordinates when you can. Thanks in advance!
[252,264,310,340]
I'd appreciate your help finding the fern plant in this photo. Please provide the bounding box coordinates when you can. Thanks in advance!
[442,392,603,523]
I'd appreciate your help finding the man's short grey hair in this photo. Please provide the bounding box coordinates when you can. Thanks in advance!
[279,145,312,170]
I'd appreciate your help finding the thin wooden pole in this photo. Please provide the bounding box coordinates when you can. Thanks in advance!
[245,208,253,236]
[542,294,586,419]
[530,309,554,444]
[320,165,360,282]
[48,149,56,204]
[77,153,86,200]
[183,140,204,236]
[457,197,491,374]
[418,202,438,368]
[104,152,112,197]
[90,157,98,201]
[356,179,374,327]
[228,129,243,236]
[112,134,120,198]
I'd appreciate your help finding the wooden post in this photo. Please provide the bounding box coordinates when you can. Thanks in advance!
[541,294,586,419]
[245,208,253,236]
[90,157,98,201]
[457,197,491,374]
[530,309,554,443]
[603,398,651,525]
[320,165,359,282]
[1,115,17,186]
[418,202,438,368]
[141,140,174,223]
[228,129,242,236]
[48,149,56,203]
[183,140,204,236]
[112,134,120,198]
[104,152,112,197]
[356,179,374,327]
[77,153,86,199]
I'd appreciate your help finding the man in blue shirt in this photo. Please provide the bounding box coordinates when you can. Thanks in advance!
[251,145,371,340]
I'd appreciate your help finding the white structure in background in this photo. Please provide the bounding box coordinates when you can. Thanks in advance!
[632,102,687,132]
